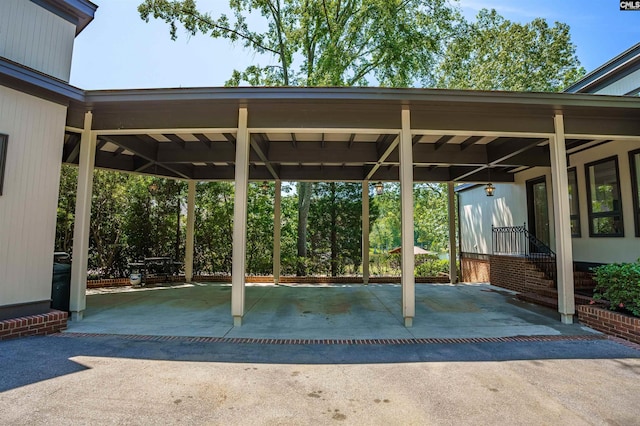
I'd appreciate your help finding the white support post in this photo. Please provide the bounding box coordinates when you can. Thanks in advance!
[362,181,370,284]
[232,108,250,326]
[184,180,196,283]
[273,180,282,285]
[69,112,95,321]
[551,114,576,324]
[400,107,415,327]
[448,182,458,284]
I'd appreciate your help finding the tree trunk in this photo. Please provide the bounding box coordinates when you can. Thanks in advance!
[297,182,312,276]
[175,188,181,262]
[330,182,338,277]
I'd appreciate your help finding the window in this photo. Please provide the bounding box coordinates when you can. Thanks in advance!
[567,168,580,237]
[630,149,640,237]
[585,156,623,237]
[0,134,7,196]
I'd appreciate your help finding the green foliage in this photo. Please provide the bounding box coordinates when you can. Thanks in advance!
[306,182,377,276]
[370,183,452,254]
[415,258,449,277]
[593,260,640,317]
[138,0,458,87]
[436,9,585,91]
[193,181,234,274]
[55,165,78,253]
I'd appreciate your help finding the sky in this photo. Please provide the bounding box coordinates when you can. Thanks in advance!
[70,0,640,90]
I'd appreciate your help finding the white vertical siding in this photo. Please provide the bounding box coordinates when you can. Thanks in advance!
[459,183,527,254]
[0,86,66,306]
[0,0,76,81]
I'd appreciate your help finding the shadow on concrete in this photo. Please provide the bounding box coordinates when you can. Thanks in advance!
[1,332,639,393]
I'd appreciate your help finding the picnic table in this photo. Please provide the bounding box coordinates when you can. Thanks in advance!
[128,257,183,285]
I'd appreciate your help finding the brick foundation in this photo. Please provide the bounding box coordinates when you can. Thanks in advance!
[577,305,640,345]
[489,255,555,293]
[87,275,451,288]
[0,310,68,341]
[461,257,490,282]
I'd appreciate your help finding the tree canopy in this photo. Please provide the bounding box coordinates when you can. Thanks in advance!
[436,9,585,91]
[138,0,459,87]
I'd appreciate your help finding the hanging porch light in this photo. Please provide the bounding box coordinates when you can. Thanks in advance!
[485,166,495,196]
[485,182,495,197]
[375,181,384,195]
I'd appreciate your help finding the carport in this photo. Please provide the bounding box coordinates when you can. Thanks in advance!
[62,87,640,327]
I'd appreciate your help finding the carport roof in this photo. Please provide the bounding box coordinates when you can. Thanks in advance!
[18,2,631,181]
[59,86,640,182]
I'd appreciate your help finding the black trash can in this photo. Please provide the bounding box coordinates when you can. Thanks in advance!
[51,262,71,312]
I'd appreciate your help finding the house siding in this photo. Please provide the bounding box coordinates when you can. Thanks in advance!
[459,183,527,255]
[0,0,76,82]
[0,86,67,308]
[594,68,640,96]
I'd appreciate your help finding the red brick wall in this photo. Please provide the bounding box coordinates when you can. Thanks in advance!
[88,275,451,287]
[462,258,490,283]
[489,255,555,293]
[578,305,640,345]
[0,310,68,341]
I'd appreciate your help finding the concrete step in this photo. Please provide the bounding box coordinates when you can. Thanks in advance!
[517,291,595,310]
[517,292,558,309]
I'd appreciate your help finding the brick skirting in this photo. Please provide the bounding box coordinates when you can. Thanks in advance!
[489,255,554,293]
[87,275,451,288]
[577,305,640,345]
[461,257,490,282]
[0,310,68,341]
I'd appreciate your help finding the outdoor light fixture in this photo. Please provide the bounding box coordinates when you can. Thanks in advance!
[485,182,495,197]
[375,181,384,195]
[148,182,158,193]
[485,166,495,196]
[261,181,269,191]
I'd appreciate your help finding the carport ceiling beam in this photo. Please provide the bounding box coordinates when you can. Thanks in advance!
[164,134,186,149]
[250,134,279,179]
[64,133,81,163]
[434,135,453,151]
[487,138,546,166]
[365,135,399,180]
[460,136,483,151]
[193,133,212,149]
[103,135,191,179]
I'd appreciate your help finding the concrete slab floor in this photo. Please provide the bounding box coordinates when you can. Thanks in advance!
[67,282,598,339]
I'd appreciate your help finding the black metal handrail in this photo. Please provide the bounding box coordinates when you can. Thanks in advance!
[492,223,557,285]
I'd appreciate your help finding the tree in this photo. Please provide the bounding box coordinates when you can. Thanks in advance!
[138,0,459,274]
[55,165,78,254]
[436,9,585,92]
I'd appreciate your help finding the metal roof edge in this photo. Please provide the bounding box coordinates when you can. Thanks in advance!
[32,0,98,35]
[83,86,640,109]
[0,56,85,104]
[565,42,640,93]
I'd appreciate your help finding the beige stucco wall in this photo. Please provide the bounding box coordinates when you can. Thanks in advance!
[0,0,76,81]
[567,139,640,264]
[0,86,67,306]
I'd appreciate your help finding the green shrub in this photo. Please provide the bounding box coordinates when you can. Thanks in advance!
[415,259,449,277]
[593,259,640,317]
